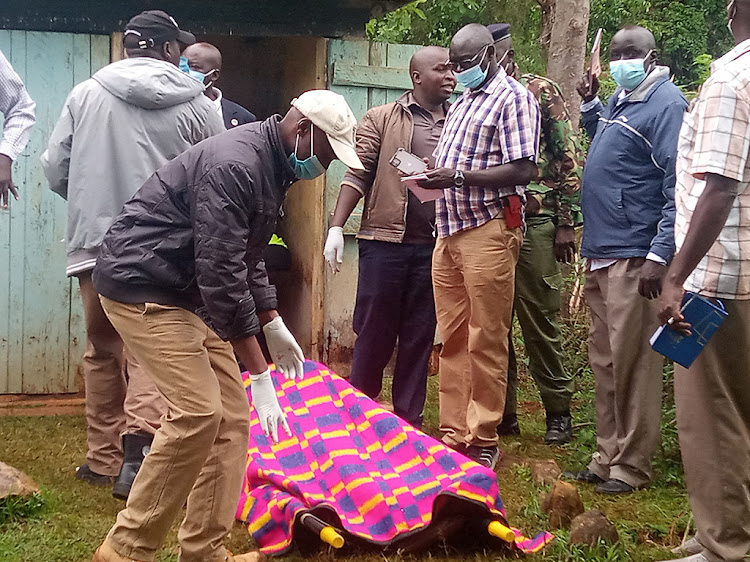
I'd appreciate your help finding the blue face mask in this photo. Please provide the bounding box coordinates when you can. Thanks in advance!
[288,123,326,180]
[179,56,206,83]
[454,45,490,89]
[609,55,650,91]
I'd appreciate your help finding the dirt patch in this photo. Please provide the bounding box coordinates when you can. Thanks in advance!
[0,394,84,417]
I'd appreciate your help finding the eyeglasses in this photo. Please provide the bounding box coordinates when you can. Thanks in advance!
[448,44,491,73]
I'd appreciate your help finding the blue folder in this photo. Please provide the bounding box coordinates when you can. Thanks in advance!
[650,291,728,368]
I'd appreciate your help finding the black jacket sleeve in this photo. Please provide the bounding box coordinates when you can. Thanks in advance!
[248,258,278,313]
[193,162,262,341]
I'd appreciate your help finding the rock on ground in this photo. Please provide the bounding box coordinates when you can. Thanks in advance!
[0,461,40,499]
[570,509,620,545]
[531,459,562,485]
[541,480,584,529]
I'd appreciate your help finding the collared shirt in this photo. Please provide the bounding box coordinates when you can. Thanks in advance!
[0,49,36,161]
[434,67,540,238]
[211,87,224,122]
[675,38,750,299]
[404,93,445,244]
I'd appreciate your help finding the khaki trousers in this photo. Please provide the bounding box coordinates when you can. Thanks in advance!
[433,216,523,448]
[584,259,663,488]
[100,298,250,562]
[78,273,164,476]
[675,299,750,562]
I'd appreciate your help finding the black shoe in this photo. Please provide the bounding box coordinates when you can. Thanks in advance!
[75,463,114,486]
[496,414,521,436]
[545,412,573,445]
[595,478,635,495]
[467,445,501,470]
[112,433,153,500]
[561,468,605,484]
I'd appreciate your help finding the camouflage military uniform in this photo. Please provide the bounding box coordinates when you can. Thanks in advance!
[502,73,584,428]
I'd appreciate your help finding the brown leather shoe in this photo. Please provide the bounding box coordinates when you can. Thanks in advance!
[91,540,146,562]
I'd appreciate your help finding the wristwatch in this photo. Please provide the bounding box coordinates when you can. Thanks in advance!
[453,170,465,187]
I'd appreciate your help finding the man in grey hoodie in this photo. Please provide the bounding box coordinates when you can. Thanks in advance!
[41,10,224,500]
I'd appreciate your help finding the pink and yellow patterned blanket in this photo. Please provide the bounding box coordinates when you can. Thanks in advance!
[236,360,552,555]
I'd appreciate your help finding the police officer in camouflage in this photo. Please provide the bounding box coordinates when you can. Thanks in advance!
[488,24,584,445]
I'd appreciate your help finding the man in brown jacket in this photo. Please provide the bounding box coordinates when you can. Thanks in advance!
[324,46,456,428]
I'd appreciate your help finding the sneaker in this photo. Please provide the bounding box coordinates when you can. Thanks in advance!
[496,414,521,436]
[76,463,114,486]
[467,445,501,470]
[545,413,573,445]
[671,536,703,556]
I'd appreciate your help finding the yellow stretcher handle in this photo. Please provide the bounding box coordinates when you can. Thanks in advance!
[319,526,345,549]
[488,520,515,544]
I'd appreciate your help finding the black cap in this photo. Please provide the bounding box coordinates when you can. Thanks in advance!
[487,23,511,42]
[124,10,196,49]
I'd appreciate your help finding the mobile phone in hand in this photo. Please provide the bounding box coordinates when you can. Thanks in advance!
[390,148,428,176]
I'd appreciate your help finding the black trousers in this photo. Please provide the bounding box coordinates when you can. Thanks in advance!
[349,239,437,428]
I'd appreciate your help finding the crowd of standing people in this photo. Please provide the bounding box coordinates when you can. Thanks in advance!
[1,2,749,561]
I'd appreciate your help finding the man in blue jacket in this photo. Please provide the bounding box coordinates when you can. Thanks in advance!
[563,25,687,494]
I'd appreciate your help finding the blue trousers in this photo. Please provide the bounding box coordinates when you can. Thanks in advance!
[349,240,437,427]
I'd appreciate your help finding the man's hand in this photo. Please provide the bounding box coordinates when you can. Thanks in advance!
[262,316,305,380]
[416,168,456,190]
[658,277,691,336]
[0,154,19,210]
[323,226,345,273]
[577,74,600,104]
[554,226,577,264]
[250,368,291,442]
[638,258,668,300]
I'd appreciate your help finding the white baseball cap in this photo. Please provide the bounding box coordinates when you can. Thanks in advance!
[291,90,364,170]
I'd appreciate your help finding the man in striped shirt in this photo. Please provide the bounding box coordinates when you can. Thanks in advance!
[0,49,35,209]
[417,23,540,469]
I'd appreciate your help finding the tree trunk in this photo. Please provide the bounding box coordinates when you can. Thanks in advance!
[545,0,590,129]
[536,0,555,62]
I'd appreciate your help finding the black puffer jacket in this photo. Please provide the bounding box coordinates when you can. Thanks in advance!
[93,116,296,341]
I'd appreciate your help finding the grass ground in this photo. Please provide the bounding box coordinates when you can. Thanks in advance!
[0,318,691,562]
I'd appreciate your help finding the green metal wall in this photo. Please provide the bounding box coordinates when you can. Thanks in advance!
[0,30,110,393]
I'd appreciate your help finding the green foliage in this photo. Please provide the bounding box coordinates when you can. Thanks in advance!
[0,492,44,525]
[588,0,733,86]
[367,0,733,88]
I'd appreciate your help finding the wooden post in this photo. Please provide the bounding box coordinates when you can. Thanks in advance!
[111,32,124,62]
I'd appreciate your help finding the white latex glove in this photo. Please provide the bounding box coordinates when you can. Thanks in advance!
[262,316,305,380]
[323,226,345,273]
[250,368,291,442]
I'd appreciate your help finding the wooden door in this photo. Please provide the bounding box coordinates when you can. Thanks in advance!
[0,31,110,393]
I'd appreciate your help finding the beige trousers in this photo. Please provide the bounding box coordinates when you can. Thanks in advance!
[100,298,250,562]
[433,216,523,448]
[676,299,750,562]
[584,259,664,488]
[78,273,164,476]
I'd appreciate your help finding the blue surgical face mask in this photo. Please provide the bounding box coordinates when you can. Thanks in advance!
[288,123,326,180]
[609,52,652,91]
[179,56,206,83]
[455,45,490,89]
